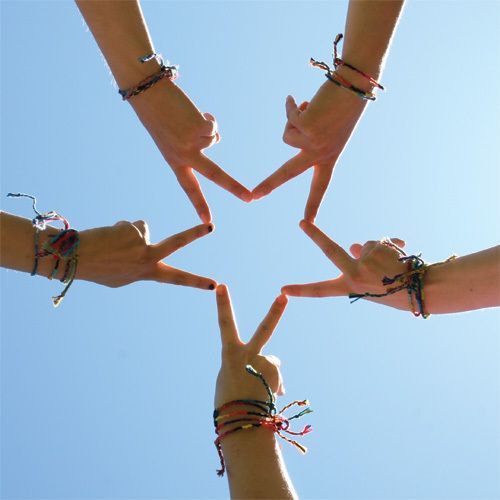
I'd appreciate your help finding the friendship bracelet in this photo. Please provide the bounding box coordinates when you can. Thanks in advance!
[332,34,384,90]
[310,33,384,101]
[7,193,80,307]
[118,52,178,101]
[349,243,456,318]
[213,365,312,477]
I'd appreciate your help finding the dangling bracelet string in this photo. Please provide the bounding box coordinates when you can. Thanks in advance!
[7,193,79,307]
[213,365,312,477]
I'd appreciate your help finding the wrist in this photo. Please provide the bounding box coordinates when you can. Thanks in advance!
[112,53,163,90]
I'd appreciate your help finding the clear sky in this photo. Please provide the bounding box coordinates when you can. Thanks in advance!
[1,1,499,499]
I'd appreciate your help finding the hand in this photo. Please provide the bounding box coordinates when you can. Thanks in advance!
[129,79,252,222]
[214,284,288,408]
[281,220,410,311]
[76,220,217,289]
[252,78,368,222]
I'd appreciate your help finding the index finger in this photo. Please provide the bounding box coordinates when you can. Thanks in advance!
[252,152,313,200]
[247,295,288,354]
[300,220,354,273]
[193,154,252,202]
[216,284,242,347]
[304,163,334,223]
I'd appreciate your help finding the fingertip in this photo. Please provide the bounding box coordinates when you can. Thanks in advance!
[276,294,288,306]
[240,190,253,203]
[299,219,310,231]
[207,223,215,233]
[216,284,227,296]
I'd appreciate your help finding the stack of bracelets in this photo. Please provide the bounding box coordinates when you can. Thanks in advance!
[7,192,80,307]
[310,33,384,101]
[118,52,178,101]
[213,364,312,477]
[349,238,456,319]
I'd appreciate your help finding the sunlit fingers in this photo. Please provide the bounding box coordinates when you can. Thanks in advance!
[175,168,212,223]
[304,164,334,223]
[216,284,242,347]
[299,220,354,273]
[148,223,213,261]
[193,154,252,202]
[153,262,216,290]
[252,152,312,200]
[281,278,348,297]
[247,295,288,353]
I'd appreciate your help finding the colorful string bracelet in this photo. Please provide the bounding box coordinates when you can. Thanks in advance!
[213,364,312,477]
[349,241,456,318]
[332,33,384,90]
[310,33,384,101]
[118,52,178,101]
[7,192,80,307]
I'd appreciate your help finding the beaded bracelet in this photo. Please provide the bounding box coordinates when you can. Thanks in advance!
[213,365,312,477]
[7,193,80,307]
[118,52,178,101]
[349,241,456,318]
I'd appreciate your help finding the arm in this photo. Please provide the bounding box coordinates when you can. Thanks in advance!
[424,246,500,314]
[214,285,301,499]
[0,210,216,290]
[281,220,500,315]
[253,0,405,222]
[221,429,296,499]
[75,1,251,223]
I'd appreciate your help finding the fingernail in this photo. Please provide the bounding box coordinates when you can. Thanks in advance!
[207,223,214,233]
[208,283,215,290]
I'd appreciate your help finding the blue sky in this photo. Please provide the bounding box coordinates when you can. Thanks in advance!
[1,1,499,499]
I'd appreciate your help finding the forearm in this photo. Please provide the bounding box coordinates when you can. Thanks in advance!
[341,0,405,83]
[75,0,159,88]
[0,212,57,278]
[222,428,297,499]
[424,246,500,314]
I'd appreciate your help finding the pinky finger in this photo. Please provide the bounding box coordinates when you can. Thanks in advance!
[152,263,217,290]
